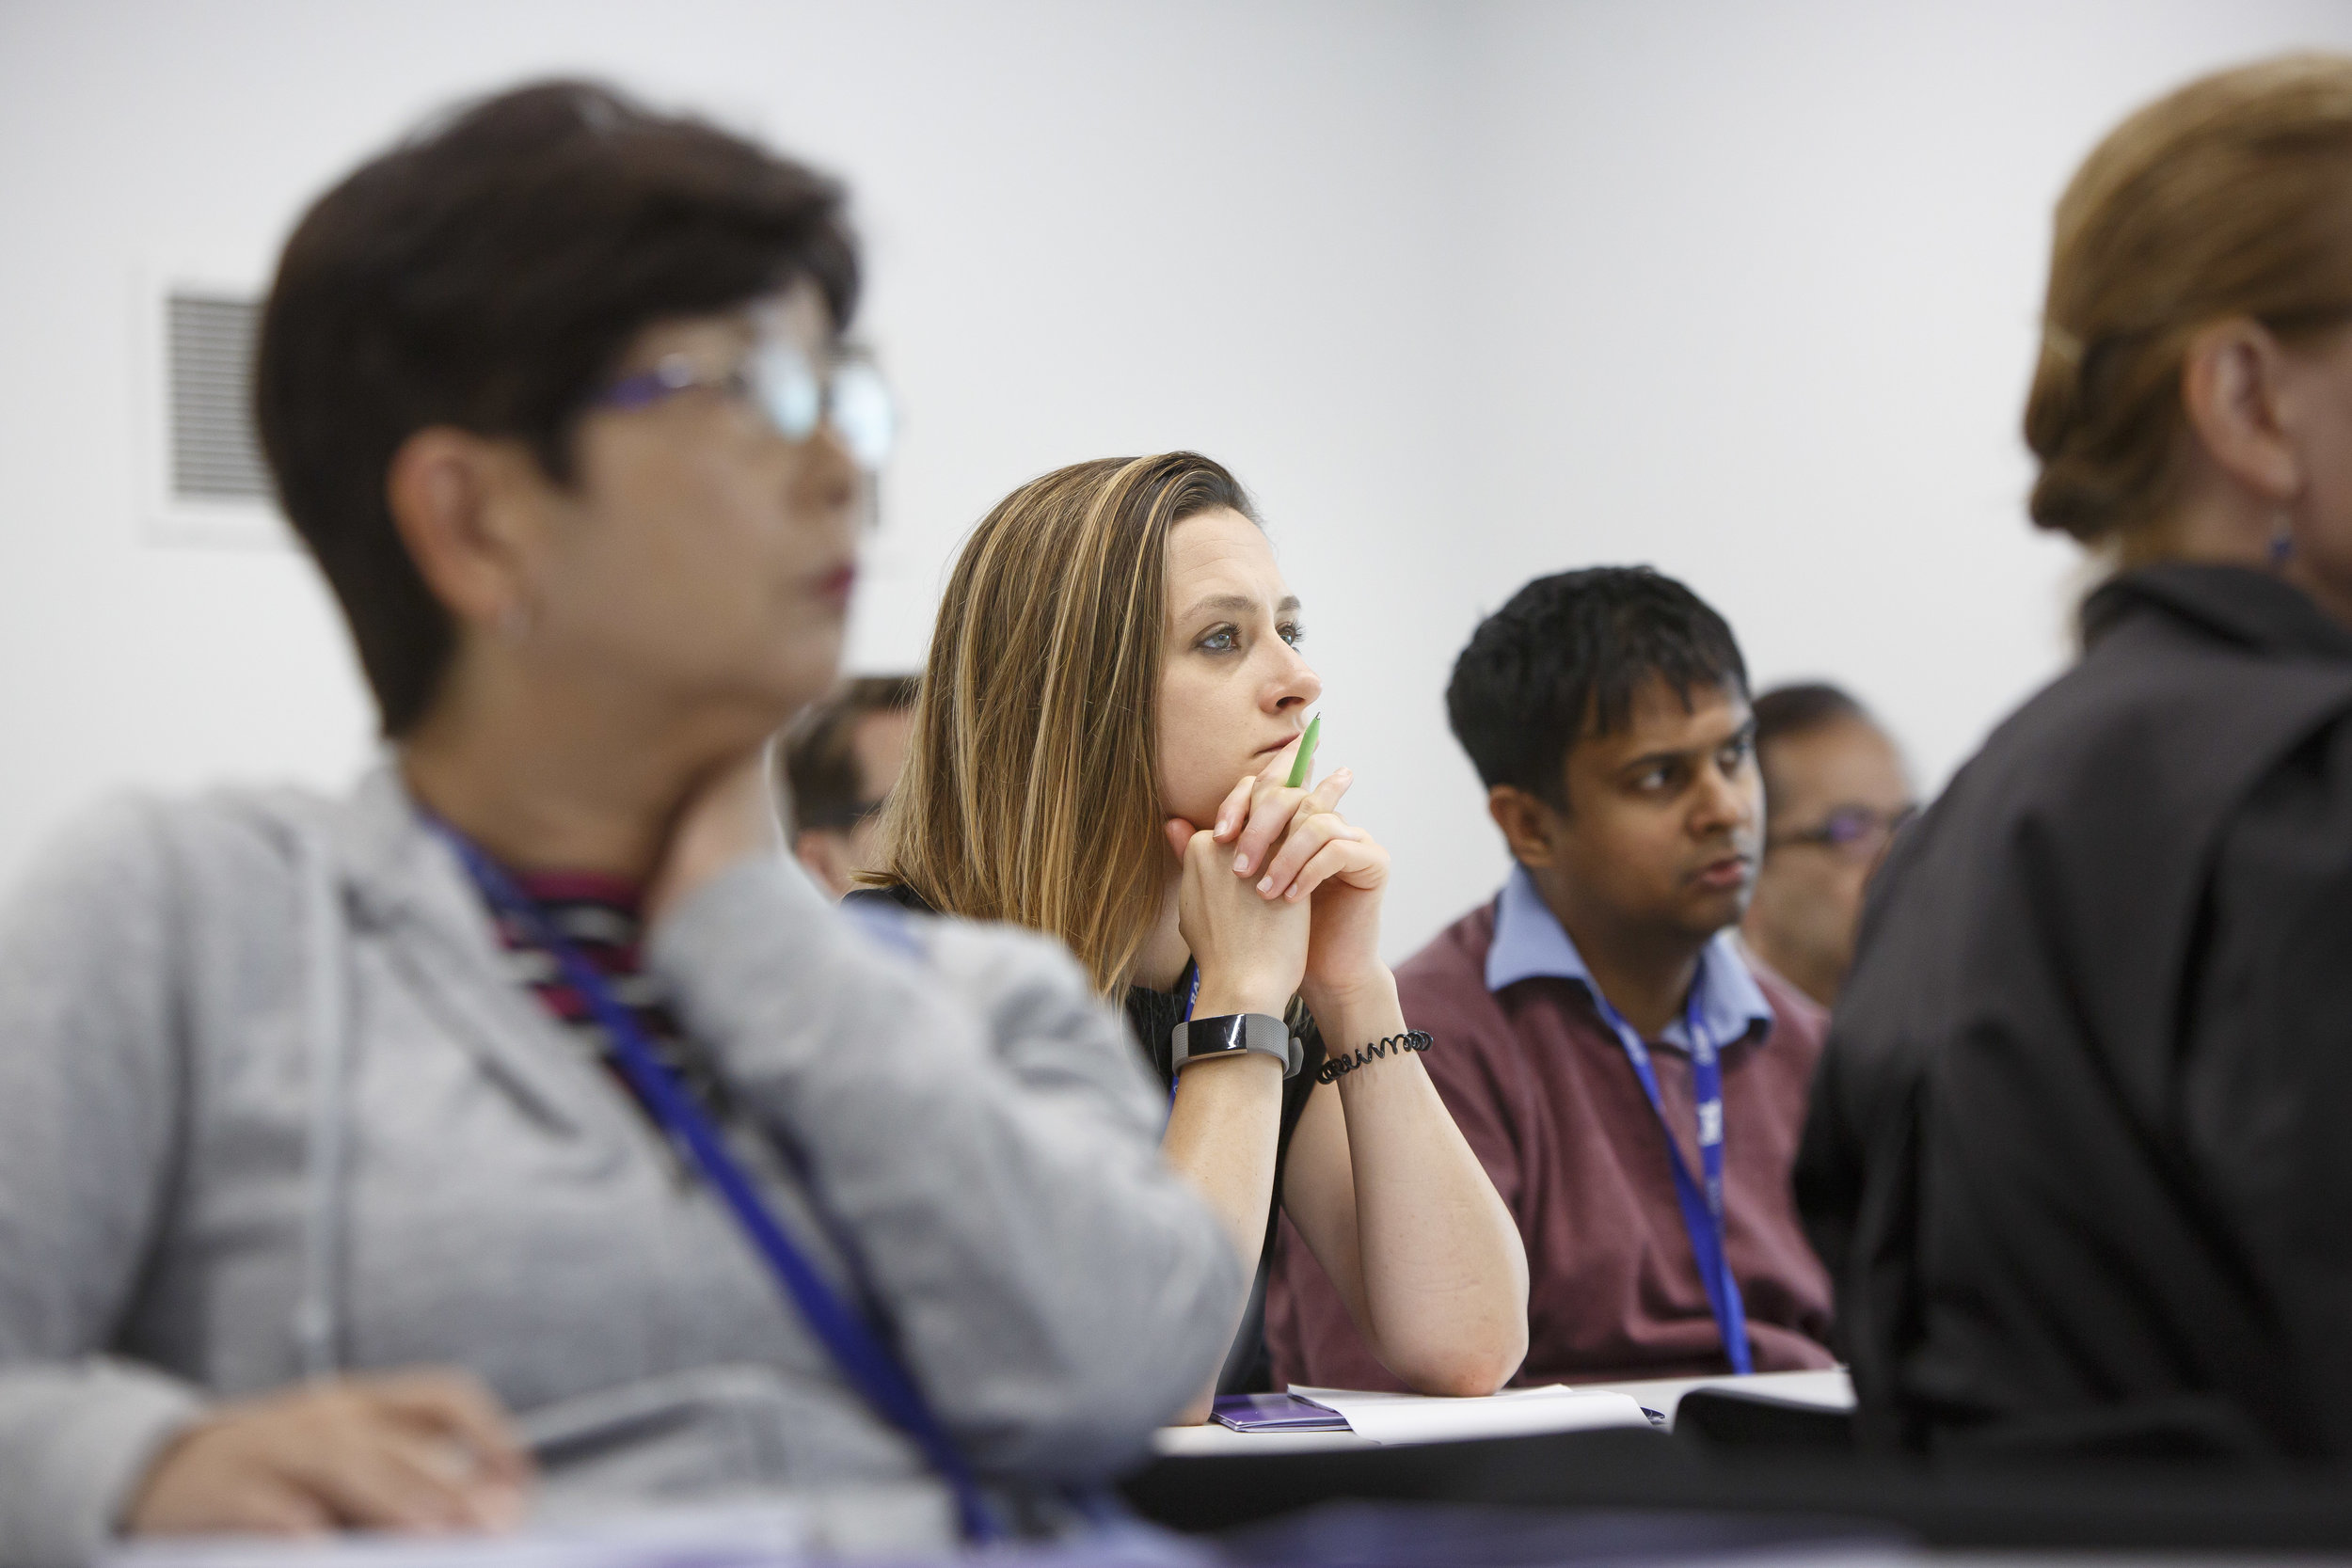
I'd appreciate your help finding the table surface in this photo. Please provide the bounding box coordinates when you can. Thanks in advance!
[1151,1367,1854,1456]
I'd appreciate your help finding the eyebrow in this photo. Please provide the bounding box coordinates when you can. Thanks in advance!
[1615,719,1756,775]
[1180,593,1302,621]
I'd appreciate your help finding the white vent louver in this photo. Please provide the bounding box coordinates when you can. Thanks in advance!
[166,293,271,504]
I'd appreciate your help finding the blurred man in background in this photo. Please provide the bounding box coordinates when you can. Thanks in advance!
[782,674,916,896]
[1740,683,1914,1009]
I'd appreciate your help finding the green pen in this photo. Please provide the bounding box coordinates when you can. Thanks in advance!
[1284,713,1322,789]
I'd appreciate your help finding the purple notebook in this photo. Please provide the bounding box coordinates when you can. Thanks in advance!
[1211,1392,1353,1432]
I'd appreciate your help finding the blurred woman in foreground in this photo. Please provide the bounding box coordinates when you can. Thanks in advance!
[1801,54,2352,1463]
[0,83,1235,1565]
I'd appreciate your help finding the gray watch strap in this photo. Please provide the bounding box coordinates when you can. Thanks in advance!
[1169,1012,1302,1079]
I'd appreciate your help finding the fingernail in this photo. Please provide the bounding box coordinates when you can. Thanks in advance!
[1258,876,1274,894]
[1233,853,1250,875]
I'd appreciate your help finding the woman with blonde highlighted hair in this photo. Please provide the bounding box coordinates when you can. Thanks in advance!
[1801,55,2352,1462]
[861,453,1527,1415]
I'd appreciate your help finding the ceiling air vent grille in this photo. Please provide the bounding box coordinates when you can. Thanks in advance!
[167,293,271,504]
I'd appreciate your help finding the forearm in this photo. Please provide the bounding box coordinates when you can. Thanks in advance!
[652,860,1241,1471]
[0,1361,205,1568]
[1160,1056,1286,1273]
[1164,960,1297,1272]
[1316,973,1529,1395]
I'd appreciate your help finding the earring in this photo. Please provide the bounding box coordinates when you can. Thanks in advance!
[2270,510,2296,568]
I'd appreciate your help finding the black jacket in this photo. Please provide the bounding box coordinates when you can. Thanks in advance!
[1798,563,2352,1463]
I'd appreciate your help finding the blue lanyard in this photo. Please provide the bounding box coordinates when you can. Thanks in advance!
[1166,962,1202,1108]
[434,825,1001,1542]
[1585,975,1754,1376]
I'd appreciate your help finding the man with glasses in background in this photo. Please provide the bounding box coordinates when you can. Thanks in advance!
[1740,685,1916,1009]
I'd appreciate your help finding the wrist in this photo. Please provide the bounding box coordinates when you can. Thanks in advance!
[1301,966,1400,1032]
[1191,972,1296,1021]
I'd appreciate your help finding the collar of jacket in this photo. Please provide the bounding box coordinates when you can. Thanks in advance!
[310,757,642,1154]
[2084,562,2352,664]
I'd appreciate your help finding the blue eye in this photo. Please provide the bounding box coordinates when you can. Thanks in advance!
[1279,622,1306,648]
[1200,627,1238,652]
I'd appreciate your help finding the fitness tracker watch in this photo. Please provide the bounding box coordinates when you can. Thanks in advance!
[1169,1013,1303,1079]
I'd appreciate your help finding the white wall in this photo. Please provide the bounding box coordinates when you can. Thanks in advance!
[2,0,2348,960]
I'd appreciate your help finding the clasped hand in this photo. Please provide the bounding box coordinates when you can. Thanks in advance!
[1163,736,1391,1020]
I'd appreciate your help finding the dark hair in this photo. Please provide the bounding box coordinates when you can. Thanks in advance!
[782,674,919,836]
[1445,566,1747,808]
[255,79,861,735]
[1751,683,1867,755]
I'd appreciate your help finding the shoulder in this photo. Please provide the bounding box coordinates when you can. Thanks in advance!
[0,785,349,1063]
[1394,901,1502,1015]
[1394,903,1524,1084]
[842,881,935,915]
[871,904,1104,1025]
[1749,960,1828,1064]
[840,882,1098,1013]
[4,785,330,928]
[1953,586,2352,840]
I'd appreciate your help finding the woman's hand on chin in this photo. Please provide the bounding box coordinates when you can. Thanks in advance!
[1208,759,1391,1016]
[1164,816,1309,1017]
[645,746,787,927]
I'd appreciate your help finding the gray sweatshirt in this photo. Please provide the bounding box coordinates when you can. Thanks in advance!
[0,768,1239,1567]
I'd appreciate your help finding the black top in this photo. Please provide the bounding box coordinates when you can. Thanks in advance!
[1797,563,2352,1463]
[845,882,1327,1391]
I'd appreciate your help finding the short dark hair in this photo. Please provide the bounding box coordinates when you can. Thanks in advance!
[782,675,919,836]
[1445,566,1748,808]
[1751,682,1868,755]
[255,79,861,735]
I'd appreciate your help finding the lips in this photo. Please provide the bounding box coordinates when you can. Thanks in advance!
[811,563,857,610]
[1692,855,1754,892]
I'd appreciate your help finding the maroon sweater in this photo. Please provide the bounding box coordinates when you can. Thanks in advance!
[1266,899,1836,1388]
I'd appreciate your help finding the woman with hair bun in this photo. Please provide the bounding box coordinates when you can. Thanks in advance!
[1800,54,2352,1463]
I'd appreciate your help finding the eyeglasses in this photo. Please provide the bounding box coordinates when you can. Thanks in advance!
[1766,802,1918,861]
[596,338,896,471]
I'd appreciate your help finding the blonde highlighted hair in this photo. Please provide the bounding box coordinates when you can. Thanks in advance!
[2027,53,2352,561]
[868,453,1260,995]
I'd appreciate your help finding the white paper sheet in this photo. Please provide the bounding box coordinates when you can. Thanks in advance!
[1287,1383,1654,1445]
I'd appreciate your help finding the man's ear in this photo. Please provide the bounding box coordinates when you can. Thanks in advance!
[2181,318,2304,504]
[1486,784,1562,870]
[384,427,549,632]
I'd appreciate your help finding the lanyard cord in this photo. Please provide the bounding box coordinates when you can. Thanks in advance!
[1585,976,1755,1376]
[434,825,1001,1543]
[1165,963,1203,1109]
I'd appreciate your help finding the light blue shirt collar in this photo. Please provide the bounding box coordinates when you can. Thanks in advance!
[1484,863,1774,1052]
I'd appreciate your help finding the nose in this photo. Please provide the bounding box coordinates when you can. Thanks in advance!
[1691,754,1756,840]
[1267,641,1323,716]
[790,425,864,538]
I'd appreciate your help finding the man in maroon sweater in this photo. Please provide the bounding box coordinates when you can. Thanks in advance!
[1268,566,1836,1387]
